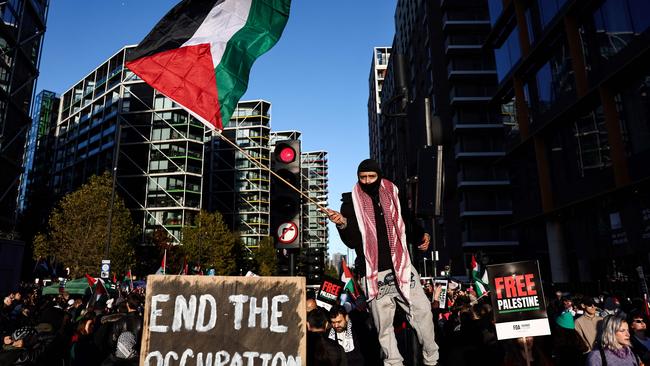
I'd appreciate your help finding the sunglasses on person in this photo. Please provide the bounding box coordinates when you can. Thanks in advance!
[633,319,646,324]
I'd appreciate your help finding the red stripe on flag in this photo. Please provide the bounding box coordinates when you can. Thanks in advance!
[126,44,223,130]
[85,274,97,287]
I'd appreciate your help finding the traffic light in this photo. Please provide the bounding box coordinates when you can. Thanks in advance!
[271,140,301,249]
[305,247,325,284]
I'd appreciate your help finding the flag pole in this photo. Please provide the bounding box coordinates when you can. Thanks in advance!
[213,130,327,211]
[523,337,531,366]
[125,91,329,211]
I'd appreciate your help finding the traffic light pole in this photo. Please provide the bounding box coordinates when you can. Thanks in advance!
[424,97,443,278]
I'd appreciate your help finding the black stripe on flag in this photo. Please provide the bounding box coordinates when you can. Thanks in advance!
[127,0,225,62]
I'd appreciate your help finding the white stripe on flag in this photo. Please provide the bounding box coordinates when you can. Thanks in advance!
[182,0,253,68]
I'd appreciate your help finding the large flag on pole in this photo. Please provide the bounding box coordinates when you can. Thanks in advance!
[125,0,291,131]
[471,255,489,297]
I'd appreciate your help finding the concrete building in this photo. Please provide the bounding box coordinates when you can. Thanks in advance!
[373,0,514,276]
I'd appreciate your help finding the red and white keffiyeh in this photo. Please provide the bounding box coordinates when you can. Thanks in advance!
[352,179,412,302]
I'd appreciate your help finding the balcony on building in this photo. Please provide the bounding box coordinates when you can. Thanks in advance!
[445,34,485,54]
[457,170,510,188]
[459,194,513,217]
[442,10,491,32]
[461,223,518,247]
[447,61,497,81]
[454,140,506,159]
[449,84,495,105]
[452,114,503,131]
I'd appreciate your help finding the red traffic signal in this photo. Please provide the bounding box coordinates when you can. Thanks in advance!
[276,145,296,164]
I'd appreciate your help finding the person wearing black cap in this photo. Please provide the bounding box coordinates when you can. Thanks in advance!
[575,297,603,354]
[325,159,439,366]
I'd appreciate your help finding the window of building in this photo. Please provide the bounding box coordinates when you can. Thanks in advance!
[525,33,575,120]
[488,0,504,25]
[592,0,650,60]
[495,24,521,82]
[537,0,567,29]
[616,74,650,155]
[573,106,611,175]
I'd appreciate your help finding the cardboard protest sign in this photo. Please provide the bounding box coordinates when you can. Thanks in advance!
[434,279,449,309]
[140,275,305,366]
[315,276,344,310]
[487,260,551,340]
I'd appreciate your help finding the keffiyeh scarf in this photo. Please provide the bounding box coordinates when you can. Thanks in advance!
[352,178,411,302]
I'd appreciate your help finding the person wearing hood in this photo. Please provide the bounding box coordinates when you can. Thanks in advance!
[325,159,439,366]
[553,310,588,365]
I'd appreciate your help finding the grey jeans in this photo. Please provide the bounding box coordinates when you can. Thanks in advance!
[365,268,439,366]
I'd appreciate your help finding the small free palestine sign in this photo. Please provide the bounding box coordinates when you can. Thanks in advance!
[486,260,551,340]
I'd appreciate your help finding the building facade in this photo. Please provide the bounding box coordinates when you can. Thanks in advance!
[17,90,59,220]
[51,46,205,246]
[0,0,49,233]
[204,100,272,248]
[487,0,650,284]
[301,150,329,251]
[373,0,514,276]
[368,47,391,164]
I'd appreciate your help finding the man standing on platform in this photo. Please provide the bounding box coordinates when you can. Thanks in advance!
[325,159,439,366]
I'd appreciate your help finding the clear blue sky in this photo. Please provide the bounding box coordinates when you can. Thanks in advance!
[36,0,397,261]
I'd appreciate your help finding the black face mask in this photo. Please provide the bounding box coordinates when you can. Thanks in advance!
[357,159,382,197]
[359,177,381,196]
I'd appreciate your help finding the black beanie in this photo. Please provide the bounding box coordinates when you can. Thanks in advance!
[357,159,381,175]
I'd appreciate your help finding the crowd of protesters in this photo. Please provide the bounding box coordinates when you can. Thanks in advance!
[2,276,650,365]
[306,280,650,366]
[0,283,143,366]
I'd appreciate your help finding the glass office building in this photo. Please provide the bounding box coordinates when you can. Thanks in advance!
[487,0,650,283]
[0,0,49,232]
[51,46,205,245]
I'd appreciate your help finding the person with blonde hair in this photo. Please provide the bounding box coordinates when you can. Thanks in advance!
[586,315,642,366]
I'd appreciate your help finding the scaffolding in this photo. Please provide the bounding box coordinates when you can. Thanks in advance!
[50,46,204,245]
[301,151,329,250]
[205,100,271,248]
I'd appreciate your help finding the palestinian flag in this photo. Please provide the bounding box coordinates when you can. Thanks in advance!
[340,258,359,299]
[126,0,291,131]
[471,255,489,297]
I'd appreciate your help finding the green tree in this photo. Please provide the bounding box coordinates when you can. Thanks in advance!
[33,172,137,278]
[180,210,238,275]
[254,237,278,276]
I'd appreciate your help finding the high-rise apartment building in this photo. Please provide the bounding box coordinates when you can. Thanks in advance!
[368,47,391,164]
[301,151,328,250]
[373,0,515,275]
[0,0,49,232]
[51,46,205,246]
[487,0,650,283]
[204,100,272,248]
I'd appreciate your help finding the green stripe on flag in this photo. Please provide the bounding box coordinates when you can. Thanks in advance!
[215,0,291,126]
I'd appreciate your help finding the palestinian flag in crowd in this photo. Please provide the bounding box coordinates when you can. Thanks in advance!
[124,268,134,291]
[471,255,489,297]
[85,276,109,310]
[340,258,359,300]
[126,0,291,131]
[155,250,167,275]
